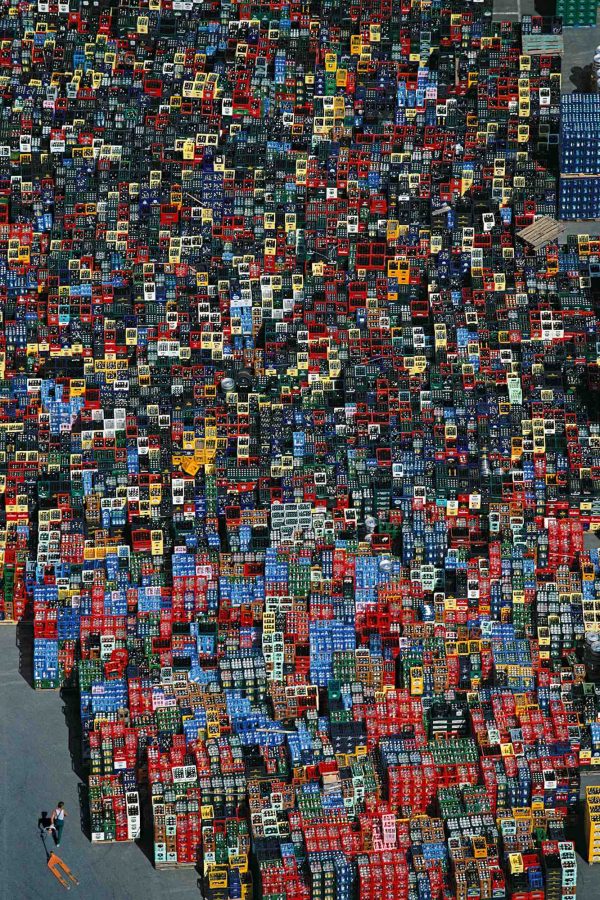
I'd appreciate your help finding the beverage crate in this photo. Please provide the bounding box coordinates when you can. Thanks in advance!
[560,176,600,221]
[585,785,600,863]
[89,772,137,843]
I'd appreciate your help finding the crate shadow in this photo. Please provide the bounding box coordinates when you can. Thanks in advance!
[16,619,35,688]
[534,0,556,14]
[566,802,587,860]
[570,65,593,93]
[59,688,92,843]
[78,783,91,841]
[135,786,157,867]
[60,687,87,782]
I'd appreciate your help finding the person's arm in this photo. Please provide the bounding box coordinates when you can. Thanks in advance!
[50,810,55,825]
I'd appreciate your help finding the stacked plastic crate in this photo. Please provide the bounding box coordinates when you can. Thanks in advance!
[585,785,600,863]
[560,95,600,220]
[556,0,599,26]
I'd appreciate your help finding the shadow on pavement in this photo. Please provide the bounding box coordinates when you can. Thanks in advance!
[16,619,35,688]
[535,0,556,14]
[136,786,157,867]
[570,64,593,93]
[77,782,91,841]
[59,687,92,843]
[61,687,87,782]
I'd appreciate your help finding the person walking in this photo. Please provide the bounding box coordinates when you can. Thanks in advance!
[50,802,67,847]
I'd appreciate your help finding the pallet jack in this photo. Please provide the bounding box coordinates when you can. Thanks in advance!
[40,826,79,890]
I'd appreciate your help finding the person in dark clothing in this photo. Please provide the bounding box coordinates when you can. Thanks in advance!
[50,802,67,847]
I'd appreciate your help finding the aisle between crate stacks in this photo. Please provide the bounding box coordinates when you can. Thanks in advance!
[493,0,537,21]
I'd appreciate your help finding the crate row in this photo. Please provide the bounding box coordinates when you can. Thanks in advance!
[559,177,600,222]
[89,773,140,844]
[560,95,600,219]
[585,785,600,863]
[65,626,592,864]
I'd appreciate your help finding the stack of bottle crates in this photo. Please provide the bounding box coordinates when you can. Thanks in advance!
[542,842,577,899]
[585,785,600,864]
[33,637,59,689]
[89,771,139,844]
[150,780,201,867]
[556,0,599,25]
[200,813,253,900]
[560,95,600,220]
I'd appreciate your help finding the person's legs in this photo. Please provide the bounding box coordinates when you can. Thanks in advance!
[55,819,64,846]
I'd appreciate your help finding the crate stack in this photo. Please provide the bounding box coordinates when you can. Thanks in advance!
[254,843,310,900]
[440,784,503,900]
[200,813,253,900]
[556,0,599,25]
[356,852,410,900]
[308,852,355,900]
[0,520,30,622]
[33,637,59,690]
[542,841,577,899]
[585,786,600,864]
[89,771,138,844]
[560,95,600,220]
[582,550,600,683]
[379,740,439,816]
[150,781,201,868]
[584,723,600,765]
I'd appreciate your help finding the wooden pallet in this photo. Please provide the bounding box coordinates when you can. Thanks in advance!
[91,834,135,843]
[561,172,600,179]
[155,861,197,869]
[522,34,564,56]
[517,216,564,250]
